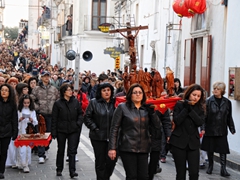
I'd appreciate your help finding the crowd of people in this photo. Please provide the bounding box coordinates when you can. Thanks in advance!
[0,40,236,180]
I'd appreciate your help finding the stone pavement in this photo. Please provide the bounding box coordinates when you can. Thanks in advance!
[4,126,240,180]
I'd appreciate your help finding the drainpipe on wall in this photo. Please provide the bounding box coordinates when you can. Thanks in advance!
[164,24,169,76]
[175,26,182,78]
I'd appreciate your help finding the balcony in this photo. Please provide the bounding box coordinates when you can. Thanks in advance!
[0,0,5,8]
[37,6,51,27]
[55,24,67,43]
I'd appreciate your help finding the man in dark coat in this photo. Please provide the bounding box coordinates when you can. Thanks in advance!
[148,109,172,180]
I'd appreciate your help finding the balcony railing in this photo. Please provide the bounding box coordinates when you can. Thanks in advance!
[37,6,51,27]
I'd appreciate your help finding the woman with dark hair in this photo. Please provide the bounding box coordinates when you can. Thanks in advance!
[108,83,160,180]
[84,82,117,180]
[201,82,235,177]
[51,84,83,178]
[16,83,29,98]
[81,76,90,94]
[169,84,206,180]
[28,77,38,94]
[0,84,18,179]
[174,78,184,95]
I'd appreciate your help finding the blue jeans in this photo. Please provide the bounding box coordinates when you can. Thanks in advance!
[38,114,52,158]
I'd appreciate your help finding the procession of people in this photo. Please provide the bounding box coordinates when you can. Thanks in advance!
[0,38,236,180]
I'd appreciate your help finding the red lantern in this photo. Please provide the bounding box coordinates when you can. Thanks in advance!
[172,0,193,18]
[184,0,207,15]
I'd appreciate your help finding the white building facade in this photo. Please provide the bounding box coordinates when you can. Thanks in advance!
[125,0,240,153]
[31,0,240,153]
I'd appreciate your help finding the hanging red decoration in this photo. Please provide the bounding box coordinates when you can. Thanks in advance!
[184,0,207,15]
[172,0,193,18]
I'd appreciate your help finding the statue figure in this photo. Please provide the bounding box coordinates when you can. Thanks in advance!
[138,67,148,96]
[129,69,137,85]
[117,26,141,65]
[26,123,35,134]
[144,68,152,98]
[122,66,130,93]
[152,68,164,98]
[38,114,46,135]
[165,67,175,96]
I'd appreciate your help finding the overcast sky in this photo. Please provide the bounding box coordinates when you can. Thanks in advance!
[4,0,29,27]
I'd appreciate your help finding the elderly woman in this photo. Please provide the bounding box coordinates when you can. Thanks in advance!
[84,82,117,180]
[51,84,83,178]
[201,82,235,177]
[108,83,160,180]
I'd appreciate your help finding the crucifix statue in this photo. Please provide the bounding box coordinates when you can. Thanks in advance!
[109,25,148,71]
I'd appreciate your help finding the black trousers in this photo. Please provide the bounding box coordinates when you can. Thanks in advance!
[171,145,199,180]
[56,131,79,174]
[148,151,160,180]
[120,151,149,180]
[90,139,117,180]
[0,137,11,173]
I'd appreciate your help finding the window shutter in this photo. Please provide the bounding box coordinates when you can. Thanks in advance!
[184,39,194,86]
[201,35,212,96]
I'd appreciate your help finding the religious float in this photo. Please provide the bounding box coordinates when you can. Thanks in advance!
[14,114,51,148]
[109,22,183,111]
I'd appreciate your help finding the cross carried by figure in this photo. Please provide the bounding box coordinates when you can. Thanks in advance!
[109,25,148,70]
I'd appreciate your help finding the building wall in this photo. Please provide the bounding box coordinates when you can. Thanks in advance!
[52,0,121,75]
[225,1,240,152]
[28,0,40,49]
[133,0,240,153]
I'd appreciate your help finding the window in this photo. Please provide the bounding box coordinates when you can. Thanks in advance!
[92,0,107,30]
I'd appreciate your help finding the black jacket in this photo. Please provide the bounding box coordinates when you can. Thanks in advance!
[203,95,235,136]
[0,99,18,139]
[51,96,83,137]
[150,110,172,151]
[108,103,160,153]
[84,98,115,141]
[169,101,205,150]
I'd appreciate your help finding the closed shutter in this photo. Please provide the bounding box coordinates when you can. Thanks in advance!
[201,35,212,96]
[184,39,195,86]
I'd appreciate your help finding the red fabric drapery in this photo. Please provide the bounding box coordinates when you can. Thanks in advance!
[115,96,181,114]
[172,0,193,18]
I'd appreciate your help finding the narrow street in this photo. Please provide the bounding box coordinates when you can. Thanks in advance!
[4,125,240,180]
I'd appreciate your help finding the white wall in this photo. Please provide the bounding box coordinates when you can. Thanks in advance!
[28,0,39,49]
[224,1,240,152]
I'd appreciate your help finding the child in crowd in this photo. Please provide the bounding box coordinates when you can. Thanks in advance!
[16,95,38,173]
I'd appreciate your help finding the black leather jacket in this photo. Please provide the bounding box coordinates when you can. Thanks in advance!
[108,103,160,153]
[203,95,235,136]
[84,98,115,141]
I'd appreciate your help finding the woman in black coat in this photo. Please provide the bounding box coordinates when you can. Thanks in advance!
[0,84,18,179]
[108,83,160,180]
[84,82,117,180]
[201,82,235,177]
[169,84,205,180]
[51,84,83,178]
